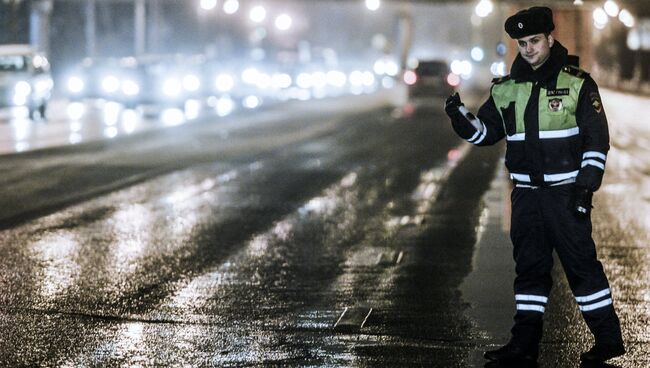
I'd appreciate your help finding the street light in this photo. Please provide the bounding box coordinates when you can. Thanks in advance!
[471,46,485,62]
[275,14,292,31]
[604,1,619,17]
[475,0,493,18]
[619,9,634,28]
[250,5,267,23]
[200,0,217,11]
[223,0,239,15]
[593,7,608,29]
[365,0,380,11]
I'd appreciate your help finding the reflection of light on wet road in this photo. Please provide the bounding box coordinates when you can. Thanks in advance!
[108,204,153,271]
[103,102,122,126]
[15,141,30,152]
[104,126,118,139]
[163,170,361,313]
[162,108,186,126]
[165,178,217,206]
[30,232,81,300]
[11,118,31,141]
[185,99,201,120]
[69,133,82,144]
[70,120,82,132]
[121,110,139,134]
[112,322,144,360]
[215,96,234,117]
[66,102,86,120]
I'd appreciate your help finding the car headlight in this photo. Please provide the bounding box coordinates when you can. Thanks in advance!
[121,79,140,96]
[215,73,234,92]
[102,75,120,93]
[67,76,85,93]
[183,74,201,92]
[14,81,32,96]
[163,78,182,97]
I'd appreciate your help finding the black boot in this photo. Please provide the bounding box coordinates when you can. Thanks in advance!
[580,343,625,362]
[484,343,538,362]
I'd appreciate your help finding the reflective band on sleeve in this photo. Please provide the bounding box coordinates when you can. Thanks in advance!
[459,105,484,133]
[583,151,607,161]
[579,298,613,312]
[506,133,525,141]
[544,170,579,182]
[510,173,531,182]
[468,129,480,142]
[472,123,488,144]
[516,304,546,313]
[539,127,580,139]
[575,288,611,302]
[582,159,605,170]
[515,294,548,303]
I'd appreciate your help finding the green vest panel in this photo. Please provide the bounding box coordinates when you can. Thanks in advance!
[491,70,584,134]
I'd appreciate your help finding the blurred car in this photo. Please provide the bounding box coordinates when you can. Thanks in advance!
[117,54,204,110]
[63,57,124,102]
[404,59,457,99]
[0,44,53,119]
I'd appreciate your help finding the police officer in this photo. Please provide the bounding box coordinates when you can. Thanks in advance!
[444,6,625,364]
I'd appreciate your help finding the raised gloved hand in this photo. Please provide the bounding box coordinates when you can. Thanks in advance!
[574,187,593,217]
[445,92,464,121]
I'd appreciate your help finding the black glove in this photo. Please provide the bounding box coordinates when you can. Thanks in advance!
[574,187,593,217]
[445,92,464,121]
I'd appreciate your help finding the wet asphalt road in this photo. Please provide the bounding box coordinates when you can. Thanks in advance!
[0,94,646,367]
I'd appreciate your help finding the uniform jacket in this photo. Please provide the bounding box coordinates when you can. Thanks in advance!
[450,42,609,191]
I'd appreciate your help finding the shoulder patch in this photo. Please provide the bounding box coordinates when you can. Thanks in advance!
[562,65,589,79]
[491,75,511,84]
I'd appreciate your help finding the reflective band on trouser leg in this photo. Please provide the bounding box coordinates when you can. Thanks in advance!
[576,288,613,312]
[515,294,548,313]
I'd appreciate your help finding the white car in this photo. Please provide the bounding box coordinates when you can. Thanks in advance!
[0,44,53,119]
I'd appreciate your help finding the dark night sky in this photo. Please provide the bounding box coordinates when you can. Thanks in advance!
[0,1,397,78]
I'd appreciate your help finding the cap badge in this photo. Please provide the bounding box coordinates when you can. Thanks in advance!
[518,22,524,29]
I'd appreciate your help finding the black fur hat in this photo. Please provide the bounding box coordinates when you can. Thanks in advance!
[505,6,555,39]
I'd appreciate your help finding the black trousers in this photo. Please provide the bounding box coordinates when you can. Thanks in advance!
[508,184,623,352]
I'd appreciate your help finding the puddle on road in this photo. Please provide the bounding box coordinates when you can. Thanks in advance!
[458,165,515,346]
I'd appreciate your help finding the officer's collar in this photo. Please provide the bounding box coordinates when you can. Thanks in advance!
[510,41,568,85]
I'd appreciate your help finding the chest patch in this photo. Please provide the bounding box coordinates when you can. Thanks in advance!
[546,88,570,96]
[548,98,563,112]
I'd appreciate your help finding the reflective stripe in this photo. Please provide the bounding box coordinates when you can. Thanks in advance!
[506,127,579,141]
[515,184,538,188]
[575,288,611,303]
[506,133,525,141]
[515,178,575,189]
[511,171,578,183]
[552,177,576,186]
[510,173,531,182]
[468,129,480,142]
[472,123,488,144]
[583,151,607,161]
[582,159,605,170]
[539,127,580,139]
[544,170,579,182]
[515,294,548,303]
[579,298,613,312]
[517,304,545,313]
